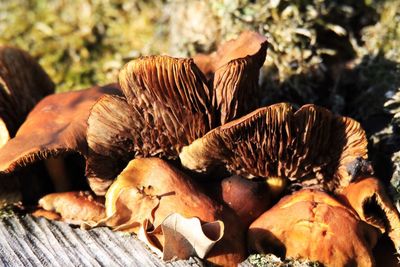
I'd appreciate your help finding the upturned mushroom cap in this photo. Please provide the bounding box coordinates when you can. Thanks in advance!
[86,57,213,194]
[180,103,367,191]
[103,158,247,266]
[87,33,268,194]
[0,84,121,177]
[338,177,400,251]
[193,31,268,124]
[0,46,54,136]
[248,189,380,267]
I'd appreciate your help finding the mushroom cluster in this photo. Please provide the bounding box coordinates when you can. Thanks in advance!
[1,32,400,266]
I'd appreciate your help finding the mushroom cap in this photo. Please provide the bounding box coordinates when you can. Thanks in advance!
[104,157,247,266]
[86,32,268,194]
[248,189,380,267]
[0,84,121,175]
[210,175,272,227]
[193,31,268,125]
[0,46,54,206]
[180,103,367,191]
[37,191,105,224]
[86,57,213,194]
[338,177,400,250]
[0,46,54,136]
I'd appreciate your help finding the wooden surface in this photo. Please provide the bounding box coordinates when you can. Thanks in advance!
[0,215,253,267]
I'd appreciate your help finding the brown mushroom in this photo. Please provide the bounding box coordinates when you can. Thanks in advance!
[207,175,272,227]
[193,31,268,124]
[34,191,105,225]
[248,189,380,267]
[102,158,246,266]
[0,46,54,136]
[86,31,268,195]
[338,177,400,251]
[86,57,213,194]
[0,84,121,195]
[0,46,55,206]
[180,103,367,192]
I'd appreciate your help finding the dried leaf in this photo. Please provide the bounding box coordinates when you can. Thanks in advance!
[102,158,246,266]
[139,213,223,261]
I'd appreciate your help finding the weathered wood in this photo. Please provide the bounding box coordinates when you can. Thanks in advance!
[0,215,208,267]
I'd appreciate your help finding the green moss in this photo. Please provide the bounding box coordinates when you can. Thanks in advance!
[0,204,16,220]
[167,0,377,106]
[248,254,321,267]
[0,0,167,92]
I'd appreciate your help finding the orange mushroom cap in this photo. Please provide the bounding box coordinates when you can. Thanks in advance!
[103,158,247,266]
[0,84,121,179]
[248,189,380,267]
[338,177,400,251]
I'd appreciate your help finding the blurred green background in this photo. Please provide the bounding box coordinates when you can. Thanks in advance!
[1,0,400,193]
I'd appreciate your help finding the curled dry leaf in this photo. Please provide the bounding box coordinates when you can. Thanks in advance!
[180,103,367,192]
[86,31,268,195]
[139,213,223,261]
[0,84,121,193]
[338,177,400,251]
[102,158,246,266]
[248,189,380,267]
[34,191,105,225]
[0,46,54,206]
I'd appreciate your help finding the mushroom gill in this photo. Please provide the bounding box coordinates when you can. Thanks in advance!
[180,103,367,192]
[86,31,268,195]
[338,177,400,251]
[193,31,268,124]
[0,46,55,136]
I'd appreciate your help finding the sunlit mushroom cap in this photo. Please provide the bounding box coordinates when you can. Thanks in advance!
[0,84,121,176]
[193,31,268,124]
[338,177,400,251]
[103,158,247,266]
[248,189,380,267]
[86,31,268,194]
[180,103,367,191]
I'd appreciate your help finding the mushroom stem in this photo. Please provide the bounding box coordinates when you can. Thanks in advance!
[44,158,71,192]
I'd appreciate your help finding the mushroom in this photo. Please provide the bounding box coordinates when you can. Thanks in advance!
[193,31,268,124]
[101,158,246,266]
[206,175,272,227]
[86,31,268,195]
[0,46,54,136]
[248,189,380,267]
[180,103,368,193]
[0,84,121,195]
[338,177,400,251]
[34,191,105,225]
[0,46,55,206]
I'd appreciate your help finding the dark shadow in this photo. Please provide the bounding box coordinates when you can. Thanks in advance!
[247,227,286,258]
